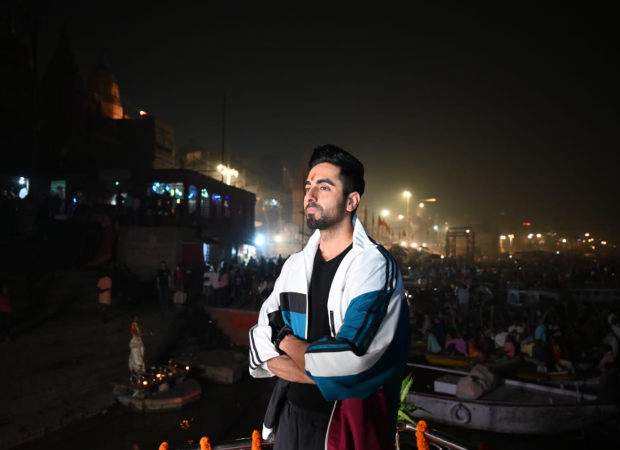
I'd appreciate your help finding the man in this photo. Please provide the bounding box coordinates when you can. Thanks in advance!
[534,318,547,345]
[456,283,470,317]
[97,272,112,324]
[249,145,410,450]
[156,261,172,311]
[129,314,150,374]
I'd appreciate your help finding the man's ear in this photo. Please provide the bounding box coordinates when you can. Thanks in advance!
[346,192,361,212]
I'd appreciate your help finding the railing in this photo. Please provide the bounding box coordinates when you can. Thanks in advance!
[396,423,476,450]
[167,422,476,450]
[169,437,271,450]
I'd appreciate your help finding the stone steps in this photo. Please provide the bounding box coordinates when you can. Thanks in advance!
[0,307,185,450]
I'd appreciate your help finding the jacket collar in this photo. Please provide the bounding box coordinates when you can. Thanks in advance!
[302,214,374,284]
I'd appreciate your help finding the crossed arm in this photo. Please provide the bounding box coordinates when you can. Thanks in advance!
[266,336,315,384]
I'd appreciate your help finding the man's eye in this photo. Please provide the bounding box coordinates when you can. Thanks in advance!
[320,186,329,190]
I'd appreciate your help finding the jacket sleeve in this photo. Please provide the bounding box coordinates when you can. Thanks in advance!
[304,248,410,400]
[248,263,289,378]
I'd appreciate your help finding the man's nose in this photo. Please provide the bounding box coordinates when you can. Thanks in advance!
[305,187,317,202]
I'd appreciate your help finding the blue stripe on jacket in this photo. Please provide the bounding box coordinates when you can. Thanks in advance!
[282,310,306,337]
[306,289,394,356]
[310,300,410,400]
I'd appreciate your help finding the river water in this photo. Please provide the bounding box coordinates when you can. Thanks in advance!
[14,372,619,450]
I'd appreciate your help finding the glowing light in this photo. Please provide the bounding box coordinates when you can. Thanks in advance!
[422,243,427,247]
[440,255,444,259]
[403,191,412,198]
[274,235,282,242]
[19,177,25,185]
[419,203,425,208]
[500,235,507,240]
[381,210,389,217]
[115,181,119,186]
[398,215,404,220]
[255,234,265,246]
[466,229,470,234]
[143,381,148,385]
[585,233,590,237]
[401,241,407,246]
[509,255,513,258]
[433,225,438,230]
[562,239,567,243]
[602,241,607,245]
[186,366,190,371]
[557,251,560,254]
[217,164,239,185]
[528,234,534,239]
[139,110,147,116]
[411,243,418,248]
[536,233,542,238]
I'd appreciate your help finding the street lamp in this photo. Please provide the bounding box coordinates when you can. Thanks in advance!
[403,191,411,235]
[217,164,239,185]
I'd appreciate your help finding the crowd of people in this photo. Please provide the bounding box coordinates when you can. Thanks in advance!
[151,255,288,311]
[403,253,620,403]
[200,255,287,309]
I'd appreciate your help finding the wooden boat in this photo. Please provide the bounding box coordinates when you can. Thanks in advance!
[405,363,618,434]
[423,353,492,369]
[117,378,201,412]
[114,363,201,412]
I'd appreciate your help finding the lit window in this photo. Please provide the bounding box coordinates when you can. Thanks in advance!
[201,189,210,217]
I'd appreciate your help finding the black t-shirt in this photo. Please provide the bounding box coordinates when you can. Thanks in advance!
[158,268,171,287]
[286,243,353,413]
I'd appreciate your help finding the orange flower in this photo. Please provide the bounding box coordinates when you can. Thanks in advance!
[200,437,212,450]
[159,443,169,450]
[416,420,430,450]
[251,430,262,450]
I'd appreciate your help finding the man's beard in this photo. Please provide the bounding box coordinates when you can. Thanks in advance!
[306,199,347,230]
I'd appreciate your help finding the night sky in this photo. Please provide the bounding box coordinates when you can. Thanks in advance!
[10,2,620,242]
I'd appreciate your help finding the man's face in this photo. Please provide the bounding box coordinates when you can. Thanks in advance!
[304,162,348,231]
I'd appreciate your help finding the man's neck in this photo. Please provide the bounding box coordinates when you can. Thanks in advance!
[318,218,354,261]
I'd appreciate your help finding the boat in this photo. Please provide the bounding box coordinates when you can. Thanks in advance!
[423,352,493,369]
[114,363,202,413]
[405,363,618,434]
[117,378,201,412]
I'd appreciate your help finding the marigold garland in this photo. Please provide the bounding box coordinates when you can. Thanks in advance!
[415,420,430,450]
[159,443,169,450]
[200,436,212,450]
[251,430,262,450]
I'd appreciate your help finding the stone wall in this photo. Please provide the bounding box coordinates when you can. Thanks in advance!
[204,307,259,347]
[117,227,203,280]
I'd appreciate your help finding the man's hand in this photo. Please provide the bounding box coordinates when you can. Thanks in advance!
[279,334,310,375]
[267,355,315,384]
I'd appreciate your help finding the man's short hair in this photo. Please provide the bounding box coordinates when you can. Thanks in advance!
[308,145,365,197]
